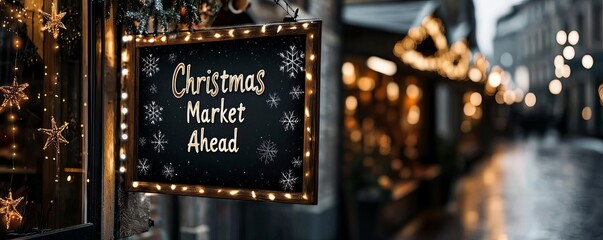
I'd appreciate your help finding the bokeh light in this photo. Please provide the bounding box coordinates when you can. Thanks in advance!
[568,30,579,45]
[582,107,592,120]
[524,92,536,107]
[406,84,420,99]
[470,92,482,106]
[556,30,567,45]
[562,46,575,60]
[549,79,562,95]
[582,55,593,69]
[488,72,502,88]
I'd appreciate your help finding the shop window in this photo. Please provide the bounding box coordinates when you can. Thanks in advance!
[0,1,90,237]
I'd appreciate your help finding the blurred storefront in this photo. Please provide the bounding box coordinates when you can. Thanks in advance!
[338,0,499,239]
[0,0,344,239]
[494,0,603,138]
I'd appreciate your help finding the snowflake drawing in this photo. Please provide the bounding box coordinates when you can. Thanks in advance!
[151,130,168,153]
[266,93,280,109]
[149,83,158,94]
[289,85,304,100]
[279,169,298,191]
[139,137,146,146]
[142,54,160,77]
[144,101,163,125]
[292,156,302,168]
[279,111,300,131]
[137,158,151,175]
[162,163,175,179]
[257,140,278,164]
[168,53,177,63]
[278,44,305,78]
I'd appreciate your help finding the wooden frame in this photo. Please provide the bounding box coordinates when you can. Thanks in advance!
[122,20,321,204]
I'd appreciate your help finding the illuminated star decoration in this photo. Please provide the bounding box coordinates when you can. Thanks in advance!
[0,191,23,230]
[40,3,67,39]
[0,77,29,110]
[38,116,69,153]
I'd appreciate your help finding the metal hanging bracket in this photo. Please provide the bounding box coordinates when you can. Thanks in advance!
[274,0,299,22]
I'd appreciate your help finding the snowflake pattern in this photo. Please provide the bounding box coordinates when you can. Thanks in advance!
[137,158,151,175]
[149,83,158,94]
[139,137,146,146]
[279,169,298,191]
[279,111,300,131]
[257,140,278,164]
[289,85,304,100]
[162,163,175,179]
[151,130,168,153]
[168,53,177,63]
[266,93,280,109]
[278,44,305,78]
[142,54,160,77]
[144,101,163,125]
[291,156,302,168]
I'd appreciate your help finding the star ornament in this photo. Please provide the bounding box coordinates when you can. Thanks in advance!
[40,3,66,39]
[0,78,29,110]
[38,116,69,154]
[0,191,24,230]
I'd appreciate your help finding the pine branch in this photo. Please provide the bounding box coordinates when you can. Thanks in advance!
[177,0,201,32]
[125,0,221,35]
[126,0,180,34]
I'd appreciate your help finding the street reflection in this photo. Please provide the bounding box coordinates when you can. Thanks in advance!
[397,134,603,240]
[455,147,507,240]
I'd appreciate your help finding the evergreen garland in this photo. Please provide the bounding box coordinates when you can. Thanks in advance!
[125,0,221,35]
[125,0,179,34]
[177,0,201,31]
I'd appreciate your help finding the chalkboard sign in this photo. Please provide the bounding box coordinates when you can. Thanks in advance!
[123,20,321,204]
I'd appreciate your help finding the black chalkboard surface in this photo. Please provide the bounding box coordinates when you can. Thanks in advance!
[124,21,321,204]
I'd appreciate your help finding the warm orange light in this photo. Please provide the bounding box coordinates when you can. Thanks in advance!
[582,107,592,120]
[469,92,482,106]
[406,84,420,99]
[463,102,476,116]
[342,62,356,85]
[549,79,562,95]
[386,82,399,101]
[345,96,358,111]
[407,105,420,125]
[524,92,536,107]
[488,72,501,88]
[357,77,375,91]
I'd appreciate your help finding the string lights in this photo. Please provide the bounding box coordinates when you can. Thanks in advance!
[392,15,530,107]
[38,116,69,154]
[0,0,29,34]
[0,54,26,230]
[0,77,29,110]
[393,16,471,80]
[0,191,23,230]
[120,21,319,203]
[39,2,66,39]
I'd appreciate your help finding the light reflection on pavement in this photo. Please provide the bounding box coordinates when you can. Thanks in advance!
[397,136,603,240]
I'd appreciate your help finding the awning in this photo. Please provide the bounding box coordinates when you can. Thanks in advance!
[343,1,437,35]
